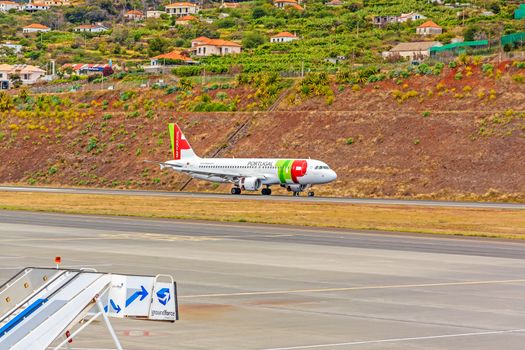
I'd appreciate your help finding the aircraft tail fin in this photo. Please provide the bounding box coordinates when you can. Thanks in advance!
[168,123,199,160]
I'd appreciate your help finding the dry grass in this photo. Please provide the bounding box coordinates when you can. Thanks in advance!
[0,192,523,238]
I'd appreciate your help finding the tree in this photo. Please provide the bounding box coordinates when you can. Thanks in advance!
[147,36,169,56]
[242,31,266,49]
[252,7,267,19]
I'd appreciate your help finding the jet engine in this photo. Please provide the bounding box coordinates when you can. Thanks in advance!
[240,177,262,191]
[286,184,307,192]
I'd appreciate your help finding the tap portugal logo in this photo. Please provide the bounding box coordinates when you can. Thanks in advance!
[169,124,191,160]
[276,159,307,184]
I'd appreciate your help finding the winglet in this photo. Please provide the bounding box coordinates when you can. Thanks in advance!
[168,123,198,160]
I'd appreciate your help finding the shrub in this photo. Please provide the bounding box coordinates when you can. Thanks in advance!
[454,72,463,80]
[87,137,98,152]
[120,91,136,101]
[449,61,457,68]
[345,137,354,145]
[512,74,524,83]
[422,111,430,118]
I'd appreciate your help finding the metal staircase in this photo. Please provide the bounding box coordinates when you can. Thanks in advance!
[0,267,179,349]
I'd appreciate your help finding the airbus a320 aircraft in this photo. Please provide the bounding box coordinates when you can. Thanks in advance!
[150,123,337,196]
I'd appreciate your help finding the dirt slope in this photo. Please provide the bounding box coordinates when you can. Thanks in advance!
[0,65,524,201]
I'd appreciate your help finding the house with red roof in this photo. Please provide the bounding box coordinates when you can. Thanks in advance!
[22,2,50,11]
[175,15,197,26]
[0,1,20,12]
[22,23,51,33]
[165,2,199,17]
[416,20,442,36]
[270,32,299,43]
[273,0,303,11]
[145,50,197,73]
[190,36,242,56]
[125,10,145,21]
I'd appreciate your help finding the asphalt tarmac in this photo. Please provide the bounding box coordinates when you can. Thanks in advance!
[1,210,525,349]
[1,185,524,209]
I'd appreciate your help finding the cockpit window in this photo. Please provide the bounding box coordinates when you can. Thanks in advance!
[316,165,330,169]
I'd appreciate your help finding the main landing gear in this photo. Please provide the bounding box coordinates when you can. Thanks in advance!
[261,187,272,196]
[231,187,241,195]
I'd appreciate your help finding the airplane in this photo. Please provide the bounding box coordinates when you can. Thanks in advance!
[149,123,337,196]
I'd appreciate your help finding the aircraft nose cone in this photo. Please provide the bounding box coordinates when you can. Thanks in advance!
[330,170,337,181]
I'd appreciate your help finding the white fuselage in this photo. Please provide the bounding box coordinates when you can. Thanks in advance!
[164,157,337,186]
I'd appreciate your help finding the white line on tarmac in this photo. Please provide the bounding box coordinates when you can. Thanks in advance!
[261,328,525,349]
[181,278,525,298]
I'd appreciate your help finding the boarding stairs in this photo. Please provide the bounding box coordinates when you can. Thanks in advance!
[0,267,179,349]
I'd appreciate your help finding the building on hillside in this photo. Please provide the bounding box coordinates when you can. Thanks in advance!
[382,41,442,61]
[125,10,145,21]
[1,43,23,54]
[61,63,116,75]
[373,15,398,27]
[146,10,165,18]
[0,64,46,89]
[22,2,50,11]
[398,12,426,22]
[515,4,525,19]
[190,36,241,56]
[73,24,109,33]
[0,1,20,11]
[325,0,343,6]
[220,2,239,9]
[165,2,199,17]
[416,20,442,35]
[42,0,71,6]
[273,0,304,11]
[270,32,299,43]
[175,15,197,25]
[145,50,197,73]
[22,23,51,33]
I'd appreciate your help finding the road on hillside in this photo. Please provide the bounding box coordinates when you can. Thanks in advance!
[1,186,523,209]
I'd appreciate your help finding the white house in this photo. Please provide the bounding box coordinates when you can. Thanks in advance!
[146,10,165,18]
[22,23,51,33]
[398,12,426,22]
[22,2,50,11]
[416,20,442,36]
[0,1,20,12]
[165,2,199,17]
[191,36,241,56]
[382,41,442,60]
[74,24,109,33]
[1,43,23,54]
[270,32,299,43]
[0,64,46,89]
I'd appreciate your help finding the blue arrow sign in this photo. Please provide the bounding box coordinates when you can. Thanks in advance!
[125,285,148,307]
[157,288,171,306]
[103,299,121,313]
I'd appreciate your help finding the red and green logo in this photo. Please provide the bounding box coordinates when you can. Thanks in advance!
[276,159,307,184]
[169,123,191,160]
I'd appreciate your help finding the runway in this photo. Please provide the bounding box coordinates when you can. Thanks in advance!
[1,185,524,209]
[1,210,525,349]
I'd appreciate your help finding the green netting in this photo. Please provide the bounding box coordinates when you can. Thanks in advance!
[501,32,525,46]
[515,4,525,19]
[430,40,489,53]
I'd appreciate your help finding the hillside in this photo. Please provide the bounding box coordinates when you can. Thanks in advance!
[1,59,524,201]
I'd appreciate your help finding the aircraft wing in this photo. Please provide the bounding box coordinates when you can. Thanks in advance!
[145,161,267,182]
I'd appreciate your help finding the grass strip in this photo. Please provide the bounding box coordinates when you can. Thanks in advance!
[0,191,523,239]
